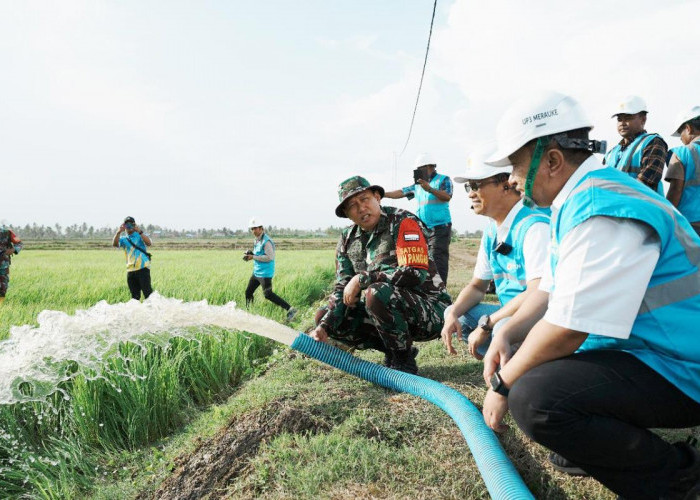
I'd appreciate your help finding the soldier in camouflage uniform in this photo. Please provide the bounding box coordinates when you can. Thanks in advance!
[310,176,452,374]
[0,226,23,304]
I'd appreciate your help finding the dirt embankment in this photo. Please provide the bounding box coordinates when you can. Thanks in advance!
[141,400,330,500]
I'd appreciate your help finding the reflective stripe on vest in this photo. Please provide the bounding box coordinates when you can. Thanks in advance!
[415,173,451,227]
[484,206,549,305]
[552,168,700,403]
[253,233,275,278]
[672,141,700,223]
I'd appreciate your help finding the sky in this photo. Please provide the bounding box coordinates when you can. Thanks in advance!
[1,0,699,233]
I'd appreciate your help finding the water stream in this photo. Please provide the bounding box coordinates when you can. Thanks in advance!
[0,293,299,405]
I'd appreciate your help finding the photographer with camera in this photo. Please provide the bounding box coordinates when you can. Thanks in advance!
[112,216,153,301]
[384,153,453,284]
[243,218,296,322]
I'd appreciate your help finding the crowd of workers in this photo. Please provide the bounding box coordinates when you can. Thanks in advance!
[2,93,699,499]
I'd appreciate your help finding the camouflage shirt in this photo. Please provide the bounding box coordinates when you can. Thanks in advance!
[320,207,451,332]
[0,227,22,269]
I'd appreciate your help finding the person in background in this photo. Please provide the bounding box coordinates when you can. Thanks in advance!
[0,226,23,304]
[441,152,549,360]
[243,218,297,322]
[666,106,700,236]
[311,176,451,374]
[384,153,453,284]
[604,95,668,195]
[112,216,153,301]
[481,91,700,499]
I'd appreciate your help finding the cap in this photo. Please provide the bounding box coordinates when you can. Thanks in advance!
[335,176,384,218]
[455,150,513,182]
[671,106,700,137]
[611,95,648,118]
[248,217,263,229]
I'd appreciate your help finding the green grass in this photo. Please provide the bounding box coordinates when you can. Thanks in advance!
[0,248,334,498]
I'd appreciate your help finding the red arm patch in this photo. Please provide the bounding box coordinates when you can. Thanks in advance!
[396,218,429,270]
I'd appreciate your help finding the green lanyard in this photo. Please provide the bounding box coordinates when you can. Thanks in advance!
[523,136,548,208]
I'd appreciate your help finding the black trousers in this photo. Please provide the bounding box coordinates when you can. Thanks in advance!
[245,275,290,310]
[127,268,153,300]
[509,350,700,499]
[428,223,451,285]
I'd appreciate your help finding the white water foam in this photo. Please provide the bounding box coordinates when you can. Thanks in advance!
[0,293,299,405]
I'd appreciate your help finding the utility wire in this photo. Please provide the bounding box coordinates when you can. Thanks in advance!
[399,0,438,157]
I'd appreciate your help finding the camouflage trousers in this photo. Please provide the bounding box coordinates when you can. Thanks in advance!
[316,282,449,351]
[0,265,9,297]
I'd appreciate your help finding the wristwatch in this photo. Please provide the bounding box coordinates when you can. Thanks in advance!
[478,314,492,332]
[490,372,510,397]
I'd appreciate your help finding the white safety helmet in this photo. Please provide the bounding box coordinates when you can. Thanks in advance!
[455,149,512,182]
[414,152,436,168]
[486,91,594,167]
[611,95,648,118]
[671,106,700,137]
[248,217,263,229]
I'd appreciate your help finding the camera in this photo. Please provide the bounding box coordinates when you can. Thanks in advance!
[413,168,429,184]
[242,250,253,261]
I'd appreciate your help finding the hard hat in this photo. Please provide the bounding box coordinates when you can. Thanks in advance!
[248,217,263,228]
[486,91,594,167]
[611,95,648,118]
[671,106,700,137]
[455,149,512,182]
[414,153,436,168]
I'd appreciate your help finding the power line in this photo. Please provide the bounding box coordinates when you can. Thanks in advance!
[398,0,438,157]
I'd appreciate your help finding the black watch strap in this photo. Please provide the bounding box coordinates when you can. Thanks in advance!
[490,372,510,397]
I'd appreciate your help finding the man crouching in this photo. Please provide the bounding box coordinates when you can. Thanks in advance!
[310,175,452,374]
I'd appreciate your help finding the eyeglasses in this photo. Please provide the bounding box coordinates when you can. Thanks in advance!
[463,179,502,193]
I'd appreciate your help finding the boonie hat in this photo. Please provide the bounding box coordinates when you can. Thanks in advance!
[671,106,700,137]
[455,150,513,182]
[335,176,384,218]
[611,96,648,118]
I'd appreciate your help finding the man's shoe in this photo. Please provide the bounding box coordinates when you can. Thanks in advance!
[549,452,589,476]
[391,346,419,375]
[662,440,700,500]
[286,307,297,322]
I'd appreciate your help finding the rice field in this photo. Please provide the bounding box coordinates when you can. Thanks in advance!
[0,248,335,498]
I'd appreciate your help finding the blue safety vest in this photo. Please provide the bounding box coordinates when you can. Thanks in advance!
[415,173,452,228]
[604,132,665,195]
[253,233,275,278]
[670,139,700,223]
[482,205,549,305]
[550,167,700,403]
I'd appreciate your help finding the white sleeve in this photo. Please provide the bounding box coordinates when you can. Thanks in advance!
[521,222,549,282]
[543,216,660,338]
[473,235,493,281]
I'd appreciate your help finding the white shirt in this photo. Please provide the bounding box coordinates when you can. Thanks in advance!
[474,199,549,283]
[540,156,661,339]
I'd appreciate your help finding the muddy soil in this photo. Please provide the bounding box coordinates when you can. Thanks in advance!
[140,399,330,500]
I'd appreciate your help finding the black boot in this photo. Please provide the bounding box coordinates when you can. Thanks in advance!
[391,346,419,374]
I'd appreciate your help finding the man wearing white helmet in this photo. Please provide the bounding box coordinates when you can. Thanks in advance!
[440,152,549,360]
[243,218,296,321]
[665,106,700,236]
[384,153,453,284]
[604,95,668,195]
[480,91,700,499]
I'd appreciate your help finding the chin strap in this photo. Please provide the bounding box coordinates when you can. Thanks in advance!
[523,137,548,208]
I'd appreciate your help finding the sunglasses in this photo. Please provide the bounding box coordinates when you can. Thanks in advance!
[463,179,502,193]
